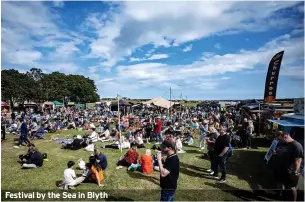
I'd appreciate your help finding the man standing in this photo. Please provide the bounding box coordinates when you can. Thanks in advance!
[154,116,163,144]
[212,125,230,183]
[274,131,303,201]
[157,140,180,201]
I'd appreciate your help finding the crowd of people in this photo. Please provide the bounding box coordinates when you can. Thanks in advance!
[1,101,304,201]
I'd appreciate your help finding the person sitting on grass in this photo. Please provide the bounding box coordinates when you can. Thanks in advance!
[116,143,139,169]
[88,127,98,143]
[94,148,108,170]
[182,132,194,146]
[104,136,131,150]
[176,136,186,154]
[128,149,153,174]
[59,161,85,191]
[134,136,145,148]
[88,156,105,187]
[61,135,83,150]
[21,146,44,169]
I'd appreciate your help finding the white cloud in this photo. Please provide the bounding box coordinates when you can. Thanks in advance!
[86,1,300,67]
[182,44,193,52]
[129,53,168,62]
[147,54,169,60]
[214,43,222,49]
[1,1,85,75]
[115,34,303,91]
[53,1,65,8]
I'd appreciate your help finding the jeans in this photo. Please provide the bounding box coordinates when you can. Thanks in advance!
[208,150,215,171]
[213,154,228,180]
[199,134,206,148]
[156,133,163,143]
[160,190,175,201]
[18,134,30,146]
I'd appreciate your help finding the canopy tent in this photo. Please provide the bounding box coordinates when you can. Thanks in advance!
[23,101,37,106]
[1,102,9,107]
[111,100,131,106]
[143,97,179,109]
[43,101,55,110]
[68,102,75,106]
[76,104,85,109]
[268,119,304,127]
[86,103,96,109]
[53,101,64,107]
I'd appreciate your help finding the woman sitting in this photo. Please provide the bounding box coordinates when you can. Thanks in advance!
[104,137,130,150]
[116,143,139,169]
[86,156,104,187]
[128,149,153,174]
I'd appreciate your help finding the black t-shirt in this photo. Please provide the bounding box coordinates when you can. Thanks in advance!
[27,151,43,167]
[277,141,303,173]
[71,139,83,150]
[214,134,230,155]
[160,154,180,191]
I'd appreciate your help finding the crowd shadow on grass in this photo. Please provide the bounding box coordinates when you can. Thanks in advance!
[179,162,212,179]
[224,149,279,200]
[127,171,159,186]
[204,182,276,201]
[184,149,203,154]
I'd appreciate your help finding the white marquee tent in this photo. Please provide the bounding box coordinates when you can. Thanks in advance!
[143,97,179,109]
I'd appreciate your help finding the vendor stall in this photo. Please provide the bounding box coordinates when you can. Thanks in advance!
[53,101,64,107]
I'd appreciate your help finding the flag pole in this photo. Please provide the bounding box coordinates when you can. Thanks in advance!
[117,95,122,153]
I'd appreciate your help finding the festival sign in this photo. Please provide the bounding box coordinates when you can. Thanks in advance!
[264,51,284,103]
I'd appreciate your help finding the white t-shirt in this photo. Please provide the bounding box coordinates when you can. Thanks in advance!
[118,141,130,150]
[103,129,110,137]
[64,168,76,185]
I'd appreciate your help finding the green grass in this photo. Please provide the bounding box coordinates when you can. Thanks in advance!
[1,130,279,201]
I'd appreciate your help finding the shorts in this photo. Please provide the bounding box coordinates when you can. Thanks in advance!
[275,170,299,188]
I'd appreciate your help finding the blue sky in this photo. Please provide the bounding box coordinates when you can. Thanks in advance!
[1,1,304,100]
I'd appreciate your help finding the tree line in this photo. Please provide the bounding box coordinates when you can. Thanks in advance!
[1,68,100,106]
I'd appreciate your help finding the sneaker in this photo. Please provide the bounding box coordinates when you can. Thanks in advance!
[209,171,215,176]
[116,166,123,170]
[213,176,220,180]
[207,169,212,172]
[217,179,226,183]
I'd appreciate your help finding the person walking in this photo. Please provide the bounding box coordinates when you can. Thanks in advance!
[157,140,180,201]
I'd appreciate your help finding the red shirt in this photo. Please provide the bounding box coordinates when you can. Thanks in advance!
[154,119,162,133]
[124,149,139,165]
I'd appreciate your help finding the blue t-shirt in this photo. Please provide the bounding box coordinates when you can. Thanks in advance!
[96,153,107,170]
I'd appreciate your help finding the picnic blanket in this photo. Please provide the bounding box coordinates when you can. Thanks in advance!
[53,138,74,145]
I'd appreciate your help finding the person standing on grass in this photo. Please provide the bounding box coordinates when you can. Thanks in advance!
[273,131,303,201]
[198,121,208,150]
[206,126,219,175]
[212,125,230,183]
[157,140,180,201]
[17,118,31,148]
[154,116,163,144]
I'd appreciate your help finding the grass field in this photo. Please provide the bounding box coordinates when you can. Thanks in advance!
[1,130,279,201]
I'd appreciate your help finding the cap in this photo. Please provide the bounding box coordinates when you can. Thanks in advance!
[161,140,176,150]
